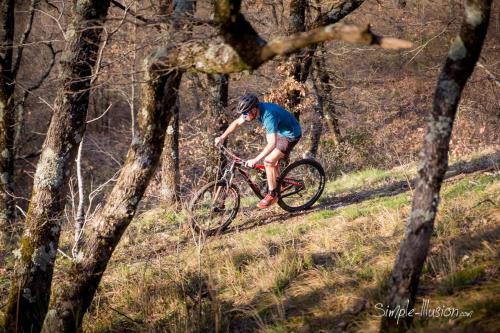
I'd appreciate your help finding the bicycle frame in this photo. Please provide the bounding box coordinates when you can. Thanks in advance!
[217,146,303,199]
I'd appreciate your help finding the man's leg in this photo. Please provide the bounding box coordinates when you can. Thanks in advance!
[257,148,284,209]
[264,148,285,193]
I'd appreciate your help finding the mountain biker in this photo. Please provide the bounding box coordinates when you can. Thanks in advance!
[215,93,302,208]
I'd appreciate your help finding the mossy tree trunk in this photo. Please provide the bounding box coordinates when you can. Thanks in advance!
[0,0,16,248]
[284,0,309,119]
[2,1,111,332]
[284,0,366,119]
[381,1,492,332]
[160,98,181,205]
[1,0,45,250]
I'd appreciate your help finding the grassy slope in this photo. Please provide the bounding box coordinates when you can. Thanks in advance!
[79,150,499,333]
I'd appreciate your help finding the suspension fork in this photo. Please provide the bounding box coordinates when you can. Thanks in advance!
[211,161,236,206]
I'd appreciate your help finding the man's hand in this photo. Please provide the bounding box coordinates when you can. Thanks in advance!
[214,136,225,146]
[246,158,259,168]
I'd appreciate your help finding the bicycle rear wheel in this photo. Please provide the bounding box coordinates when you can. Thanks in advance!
[277,159,325,212]
[189,180,240,235]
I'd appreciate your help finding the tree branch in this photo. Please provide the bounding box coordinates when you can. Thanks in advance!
[110,0,151,24]
[152,23,411,74]
[315,0,366,27]
[12,0,39,79]
[261,23,412,62]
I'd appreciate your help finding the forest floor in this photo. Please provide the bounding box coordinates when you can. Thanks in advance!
[3,149,497,333]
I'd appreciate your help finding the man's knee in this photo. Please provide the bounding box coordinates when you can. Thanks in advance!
[264,159,279,167]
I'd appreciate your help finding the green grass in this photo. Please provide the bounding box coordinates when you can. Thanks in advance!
[325,168,393,195]
[442,174,498,200]
[324,165,416,197]
[438,266,485,295]
[308,209,338,221]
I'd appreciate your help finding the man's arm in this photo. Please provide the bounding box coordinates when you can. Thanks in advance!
[215,115,245,145]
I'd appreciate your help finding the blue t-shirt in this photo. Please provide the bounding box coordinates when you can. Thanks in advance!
[257,102,302,140]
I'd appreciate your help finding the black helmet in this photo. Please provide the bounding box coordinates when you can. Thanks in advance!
[237,93,259,114]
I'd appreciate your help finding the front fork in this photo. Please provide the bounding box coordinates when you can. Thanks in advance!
[212,161,236,209]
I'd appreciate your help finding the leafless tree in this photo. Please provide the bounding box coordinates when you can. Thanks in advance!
[161,97,181,204]
[283,0,366,119]
[380,0,492,331]
[0,0,40,248]
[313,46,343,144]
[201,73,229,181]
[159,0,194,205]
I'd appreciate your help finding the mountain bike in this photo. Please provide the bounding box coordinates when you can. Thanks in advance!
[188,145,325,235]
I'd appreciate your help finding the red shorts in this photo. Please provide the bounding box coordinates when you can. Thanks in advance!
[276,135,301,156]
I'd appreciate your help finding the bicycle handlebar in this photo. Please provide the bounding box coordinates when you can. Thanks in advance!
[216,144,253,168]
[216,144,268,173]
[217,144,242,162]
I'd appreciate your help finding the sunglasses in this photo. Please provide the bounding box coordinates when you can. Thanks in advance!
[242,111,250,116]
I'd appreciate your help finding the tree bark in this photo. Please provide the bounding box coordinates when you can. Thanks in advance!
[0,0,16,248]
[159,0,195,204]
[283,0,367,119]
[314,47,342,144]
[381,1,492,332]
[160,98,181,204]
[284,0,308,118]
[202,73,229,181]
[2,1,111,332]
[306,76,324,158]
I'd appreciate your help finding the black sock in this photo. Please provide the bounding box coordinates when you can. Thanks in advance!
[270,189,277,196]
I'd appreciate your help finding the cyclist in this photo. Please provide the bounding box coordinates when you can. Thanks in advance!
[215,93,302,208]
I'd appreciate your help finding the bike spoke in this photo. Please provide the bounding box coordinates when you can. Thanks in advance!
[190,182,239,234]
[278,160,324,211]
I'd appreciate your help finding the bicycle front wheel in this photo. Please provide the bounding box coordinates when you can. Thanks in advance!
[189,180,240,235]
[277,159,325,212]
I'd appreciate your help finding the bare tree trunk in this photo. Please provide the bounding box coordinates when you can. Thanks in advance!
[42,67,182,333]
[159,0,195,204]
[314,47,342,144]
[381,1,492,332]
[2,1,111,332]
[0,0,16,248]
[306,76,324,158]
[160,98,181,204]
[284,0,309,119]
[202,73,229,180]
[283,0,367,119]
